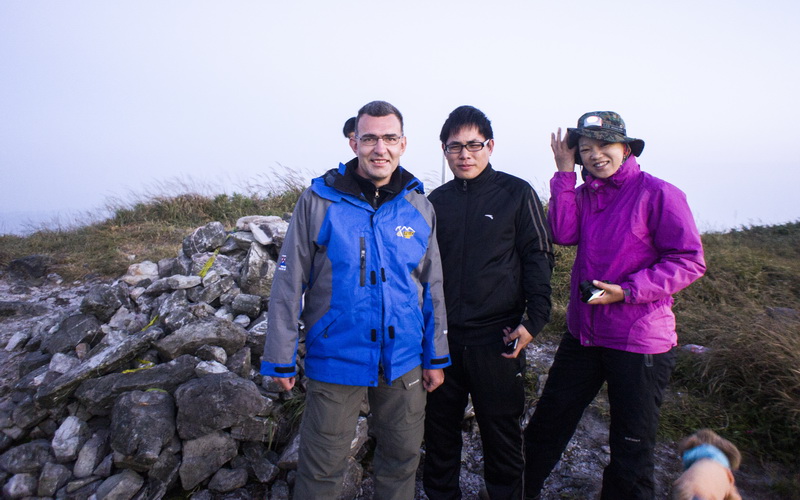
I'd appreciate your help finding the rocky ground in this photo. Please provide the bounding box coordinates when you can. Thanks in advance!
[0,272,791,499]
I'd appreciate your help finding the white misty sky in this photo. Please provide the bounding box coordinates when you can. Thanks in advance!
[1,0,799,234]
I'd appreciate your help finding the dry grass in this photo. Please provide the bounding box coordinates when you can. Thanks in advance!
[0,172,305,281]
[663,222,800,465]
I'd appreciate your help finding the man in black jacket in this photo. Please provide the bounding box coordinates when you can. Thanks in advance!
[423,106,554,500]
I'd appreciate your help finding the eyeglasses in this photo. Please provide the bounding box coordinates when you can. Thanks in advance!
[444,139,490,154]
[356,134,404,146]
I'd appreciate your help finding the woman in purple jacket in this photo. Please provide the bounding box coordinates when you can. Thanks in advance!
[524,111,706,500]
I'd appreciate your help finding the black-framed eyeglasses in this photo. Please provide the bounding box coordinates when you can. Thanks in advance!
[444,139,490,154]
[356,134,404,146]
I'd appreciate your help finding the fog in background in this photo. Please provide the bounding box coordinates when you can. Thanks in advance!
[2,1,799,235]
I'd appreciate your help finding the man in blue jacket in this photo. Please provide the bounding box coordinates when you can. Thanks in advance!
[261,100,451,499]
[423,106,554,499]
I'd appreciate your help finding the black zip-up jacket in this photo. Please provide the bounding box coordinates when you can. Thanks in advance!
[429,165,554,345]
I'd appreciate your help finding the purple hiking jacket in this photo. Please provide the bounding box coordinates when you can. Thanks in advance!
[549,156,706,354]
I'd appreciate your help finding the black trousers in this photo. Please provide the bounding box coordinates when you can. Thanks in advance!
[424,339,526,500]
[523,332,676,500]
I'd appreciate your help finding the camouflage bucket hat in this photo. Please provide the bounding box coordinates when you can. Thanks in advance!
[567,111,645,165]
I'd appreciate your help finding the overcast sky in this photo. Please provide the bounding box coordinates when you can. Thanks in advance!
[2,0,798,235]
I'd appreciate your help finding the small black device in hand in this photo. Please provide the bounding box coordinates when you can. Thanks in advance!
[504,337,519,354]
[579,280,608,303]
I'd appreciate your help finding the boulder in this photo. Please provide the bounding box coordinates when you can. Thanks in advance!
[51,415,91,462]
[179,431,238,490]
[154,317,246,360]
[110,390,176,470]
[174,372,266,440]
[182,221,227,256]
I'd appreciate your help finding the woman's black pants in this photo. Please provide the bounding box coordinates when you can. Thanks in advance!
[524,332,675,500]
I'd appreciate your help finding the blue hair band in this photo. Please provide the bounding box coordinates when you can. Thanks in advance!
[682,443,730,470]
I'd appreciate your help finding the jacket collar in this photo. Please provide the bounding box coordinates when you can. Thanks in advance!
[455,163,496,191]
[325,158,419,207]
[584,155,641,191]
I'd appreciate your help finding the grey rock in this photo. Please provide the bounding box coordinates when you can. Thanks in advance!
[80,283,130,323]
[134,447,180,500]
[38,461,72,496]
[195,360,228,376]
[243,216,289,247]
[74,430,111,478]
[269,479,290,500]
[190,489,213,500]
[231,294,262,318]
[218,234,244,254]
[154,317,247,361]
[174,372,266,440]
[156,290,189,320]
[52,415,91,462]
[194,254,241,281]
[2,472,38,498]
[35,327,165,409]
[246,313,268,351]
[120,261,160,286]
[0,439,52,473]
[219,286,241,306]
[229,415,278,443]
[182,222,227,256]
[143,278,174,296]
[6,255,50,282]
[49,352,81,374]
[108,307,148,333]
[18,351,52,378]
[64,476,102,495]
[94,469,144,500]
[157,256,190,278]
[340,457,364,500]
[74,354,197,415]
[199,275,236,305]
[11,395,49,430]
[0,433,12,454]
[349,416,370,458]
[208,467,248,493]
[195,345,227,364]
[43,313,102,355]
[276,433,300,470]
[4,330,30,352]
[252,458,279,484]
[214,307,234,321]
[239,242,276,297]
[110,390,175,470]
[163,309,195,333]
[168,275,202,289]
[225,347,251,379]
[229,231,255,250]
[0,300,48,319]
[94,452,114,477]
[179,431,238,490]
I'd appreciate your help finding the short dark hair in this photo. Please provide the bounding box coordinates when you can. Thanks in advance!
[355,101,404,134]
[439,105,493,143]
[342,117,356,138]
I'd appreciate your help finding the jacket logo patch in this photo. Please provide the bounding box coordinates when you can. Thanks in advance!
[278,255,287,271]
[395,226,416,239]
[484,214,494,220]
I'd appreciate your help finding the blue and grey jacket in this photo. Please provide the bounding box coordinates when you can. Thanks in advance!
[260,160,451,386]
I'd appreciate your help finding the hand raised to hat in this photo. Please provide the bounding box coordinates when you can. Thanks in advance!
[551,127,576,173]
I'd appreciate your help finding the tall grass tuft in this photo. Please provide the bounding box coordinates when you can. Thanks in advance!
[0,172,305,281]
